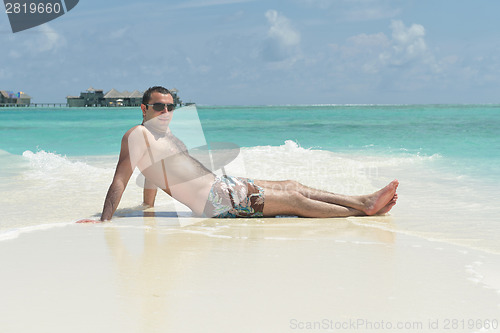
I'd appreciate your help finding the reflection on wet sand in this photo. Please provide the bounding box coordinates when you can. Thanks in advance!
[104,213,395,332]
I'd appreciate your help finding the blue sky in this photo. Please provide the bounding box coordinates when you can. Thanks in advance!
[1,0,500,105]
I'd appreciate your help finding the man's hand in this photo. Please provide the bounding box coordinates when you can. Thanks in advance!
[76,219,104,223]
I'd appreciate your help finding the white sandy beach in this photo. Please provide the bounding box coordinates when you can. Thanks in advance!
[1,210,499,333]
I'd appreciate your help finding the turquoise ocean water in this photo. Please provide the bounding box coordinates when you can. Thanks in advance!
[0,105,499,253]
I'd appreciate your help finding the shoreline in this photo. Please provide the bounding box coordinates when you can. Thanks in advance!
[3,212,500,257]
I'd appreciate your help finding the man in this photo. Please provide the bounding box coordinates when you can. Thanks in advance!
[78,86,398,223]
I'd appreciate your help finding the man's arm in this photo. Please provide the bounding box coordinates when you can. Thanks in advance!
[99,132,135,221]
[77,129,138,223]
[142,179,158,208]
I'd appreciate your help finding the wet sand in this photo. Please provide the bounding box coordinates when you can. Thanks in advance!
[1,211,499,333]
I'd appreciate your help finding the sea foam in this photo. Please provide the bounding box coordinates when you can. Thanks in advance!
[2,143,499,255]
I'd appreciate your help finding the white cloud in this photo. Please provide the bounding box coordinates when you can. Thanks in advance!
[265,10,300,47]
[389,20,428,60]
[338,20,437,74]
[262,10,301,64]
[26,24,66,53]
[5,24,65,60]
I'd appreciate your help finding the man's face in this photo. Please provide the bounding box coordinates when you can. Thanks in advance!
[142,92,175,126]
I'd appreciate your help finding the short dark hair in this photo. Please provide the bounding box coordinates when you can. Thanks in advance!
[142,86,171,105]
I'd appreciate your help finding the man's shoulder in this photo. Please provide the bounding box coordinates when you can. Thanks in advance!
[122,124,145,138]
[119,125,148,149]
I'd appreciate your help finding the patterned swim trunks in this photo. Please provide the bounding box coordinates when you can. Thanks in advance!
[203,175,265,218]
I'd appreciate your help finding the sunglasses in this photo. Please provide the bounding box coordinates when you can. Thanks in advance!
[146,103,176,112]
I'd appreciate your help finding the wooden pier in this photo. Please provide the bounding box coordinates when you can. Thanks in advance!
[0,103,68,108]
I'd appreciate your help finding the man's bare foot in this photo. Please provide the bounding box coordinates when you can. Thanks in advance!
[362,180,399,215]
[376,194,398,215]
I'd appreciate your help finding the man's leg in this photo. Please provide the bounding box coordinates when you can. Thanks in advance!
[260,188,365,217]
[254,179,398,216]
